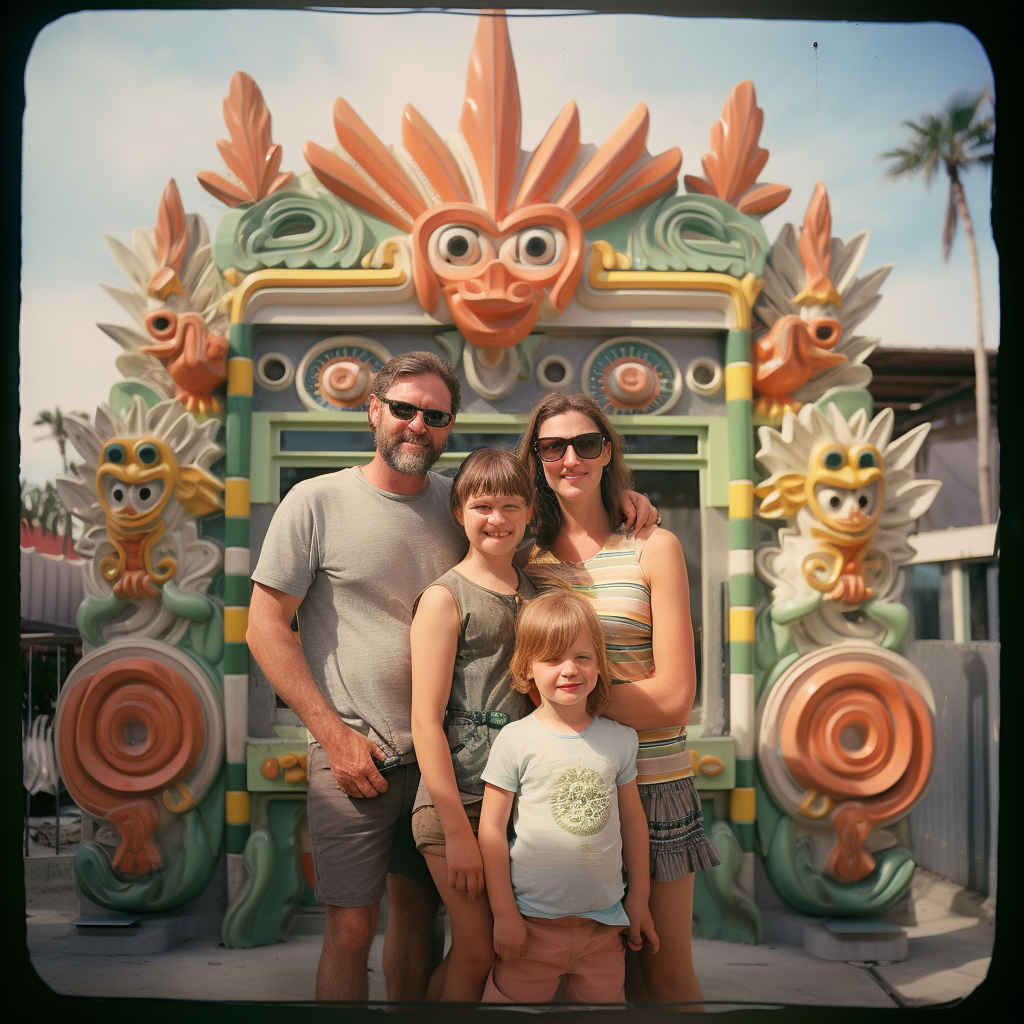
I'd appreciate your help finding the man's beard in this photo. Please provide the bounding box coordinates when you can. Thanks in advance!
[375,426,447,475]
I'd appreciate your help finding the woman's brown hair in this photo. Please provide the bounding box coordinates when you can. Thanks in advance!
[510,587,612,716]
[517,392,633,547]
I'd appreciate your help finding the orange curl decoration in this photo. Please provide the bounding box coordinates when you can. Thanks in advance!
[779,659,933,882]
[58,657,205,877]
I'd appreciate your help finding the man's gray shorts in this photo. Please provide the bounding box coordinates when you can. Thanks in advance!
[306,742,434,907]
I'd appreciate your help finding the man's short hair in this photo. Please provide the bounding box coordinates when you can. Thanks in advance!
[371,351,461,414]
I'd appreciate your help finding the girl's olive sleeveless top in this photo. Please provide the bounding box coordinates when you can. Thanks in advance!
[413,566,536,807]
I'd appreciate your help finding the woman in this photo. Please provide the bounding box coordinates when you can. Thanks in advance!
[518,391,719,1010]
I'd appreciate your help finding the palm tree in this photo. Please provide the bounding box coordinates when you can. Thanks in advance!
[33,406,89,475]
[883,90,995,524]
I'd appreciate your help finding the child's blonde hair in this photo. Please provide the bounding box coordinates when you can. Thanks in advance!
[450,447,535,518]
[511,587,612,716]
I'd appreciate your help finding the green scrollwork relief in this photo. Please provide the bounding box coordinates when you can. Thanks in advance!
[692,821,763,944]
[214,189,365,273]
[222,796,307,949]
[628,193,769,276]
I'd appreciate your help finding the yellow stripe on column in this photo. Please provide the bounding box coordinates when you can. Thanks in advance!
[729,480,754,519]
[226,790,251,824]
[725,362,752,402]
[729,606,755,643]
[225,478,251,517]
[224,606,249,642]
[227,358,254,396]
[729,787,756,822]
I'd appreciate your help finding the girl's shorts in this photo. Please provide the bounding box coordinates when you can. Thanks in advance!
[639,775,721,882]
[411,800,483,851]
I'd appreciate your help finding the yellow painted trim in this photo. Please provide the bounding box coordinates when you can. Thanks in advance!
[225,478,251,517]
[226,790,251,824]
[725,362,753,402]
[587,247,762,328]
[729,786,756,822]
[730,607,755,643]
[729,480,754,520]
[231,267,408,323]
[224,606,249,643]
[227,358,254,397]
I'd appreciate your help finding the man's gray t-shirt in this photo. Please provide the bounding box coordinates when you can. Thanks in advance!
[251,467,469,754]
[482,714,638,924]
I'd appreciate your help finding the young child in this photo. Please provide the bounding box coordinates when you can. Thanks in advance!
[478,588,659,1005]
[410,448,538,1001]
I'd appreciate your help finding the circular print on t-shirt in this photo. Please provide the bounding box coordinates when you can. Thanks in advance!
[549,766,612,836]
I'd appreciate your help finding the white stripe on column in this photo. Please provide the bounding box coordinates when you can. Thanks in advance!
[224,673,249,763]
[730,672,756,758]
[225,546,251,577]
[729,548,755,576]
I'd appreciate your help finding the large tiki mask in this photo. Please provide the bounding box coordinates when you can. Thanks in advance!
[304,11,681,348]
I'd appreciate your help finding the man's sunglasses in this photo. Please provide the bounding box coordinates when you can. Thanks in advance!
[378,396,454,428]
[534,432,607,462]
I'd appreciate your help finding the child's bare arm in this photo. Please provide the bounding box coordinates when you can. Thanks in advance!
[479,783,528,959]
[618,779,660,953]
[411,584,485,902]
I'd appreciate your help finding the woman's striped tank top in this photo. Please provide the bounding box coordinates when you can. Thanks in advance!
[526,530,692,785]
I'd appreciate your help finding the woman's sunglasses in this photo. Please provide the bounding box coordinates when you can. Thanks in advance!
[379,396,454,428]
[534,432,607,462]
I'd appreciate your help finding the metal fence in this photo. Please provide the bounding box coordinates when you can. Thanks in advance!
[903,640,1000,897]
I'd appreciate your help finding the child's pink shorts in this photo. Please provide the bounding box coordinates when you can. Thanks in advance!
[482,915,626,1004]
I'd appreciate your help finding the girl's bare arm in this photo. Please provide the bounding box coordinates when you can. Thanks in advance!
[618,779,659,953]
[479,783,528,958]
[410,584,485,901]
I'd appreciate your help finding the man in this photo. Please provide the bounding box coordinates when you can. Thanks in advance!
[247,351,654,1003]
[248,351,464,1003]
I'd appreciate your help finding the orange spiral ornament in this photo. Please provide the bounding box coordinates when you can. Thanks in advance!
[778,659,933,882]
[58,657,205,877]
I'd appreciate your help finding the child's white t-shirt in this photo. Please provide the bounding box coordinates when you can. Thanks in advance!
[481,713,639,925]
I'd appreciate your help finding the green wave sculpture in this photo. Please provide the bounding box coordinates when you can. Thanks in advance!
[74,770,225,913]
[214,189,365,272]
[628,193,769,277]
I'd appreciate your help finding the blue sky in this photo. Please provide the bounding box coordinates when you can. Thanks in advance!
[19,7,997,485]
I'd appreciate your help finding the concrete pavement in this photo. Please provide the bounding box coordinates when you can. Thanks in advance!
[23,841,995,1013]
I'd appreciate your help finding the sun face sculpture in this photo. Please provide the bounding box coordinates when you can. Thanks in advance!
[303,11,681,349]
[57,398,224,646]
[755,402,940,654]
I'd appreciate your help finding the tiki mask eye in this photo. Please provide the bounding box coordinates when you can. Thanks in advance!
[145,309,177,340]
[137,443,160,465]
[858,451,877,469]
[132,480,165,512]
[854,483,880,516]
[103,444,127,465]
[436,226,482,266]
[822,448,845,471]
[102,476,131,512]
[817,487,844,512]
[514,227,560,267]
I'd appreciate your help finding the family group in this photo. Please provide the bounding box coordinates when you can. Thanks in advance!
[246,351,720,1007]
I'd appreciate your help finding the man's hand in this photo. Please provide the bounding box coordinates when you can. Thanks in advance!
[493,911,529,960]
[620,489,660,531]
[622,893,660,953]
[444,832,486,903]
[322,727,390,798]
